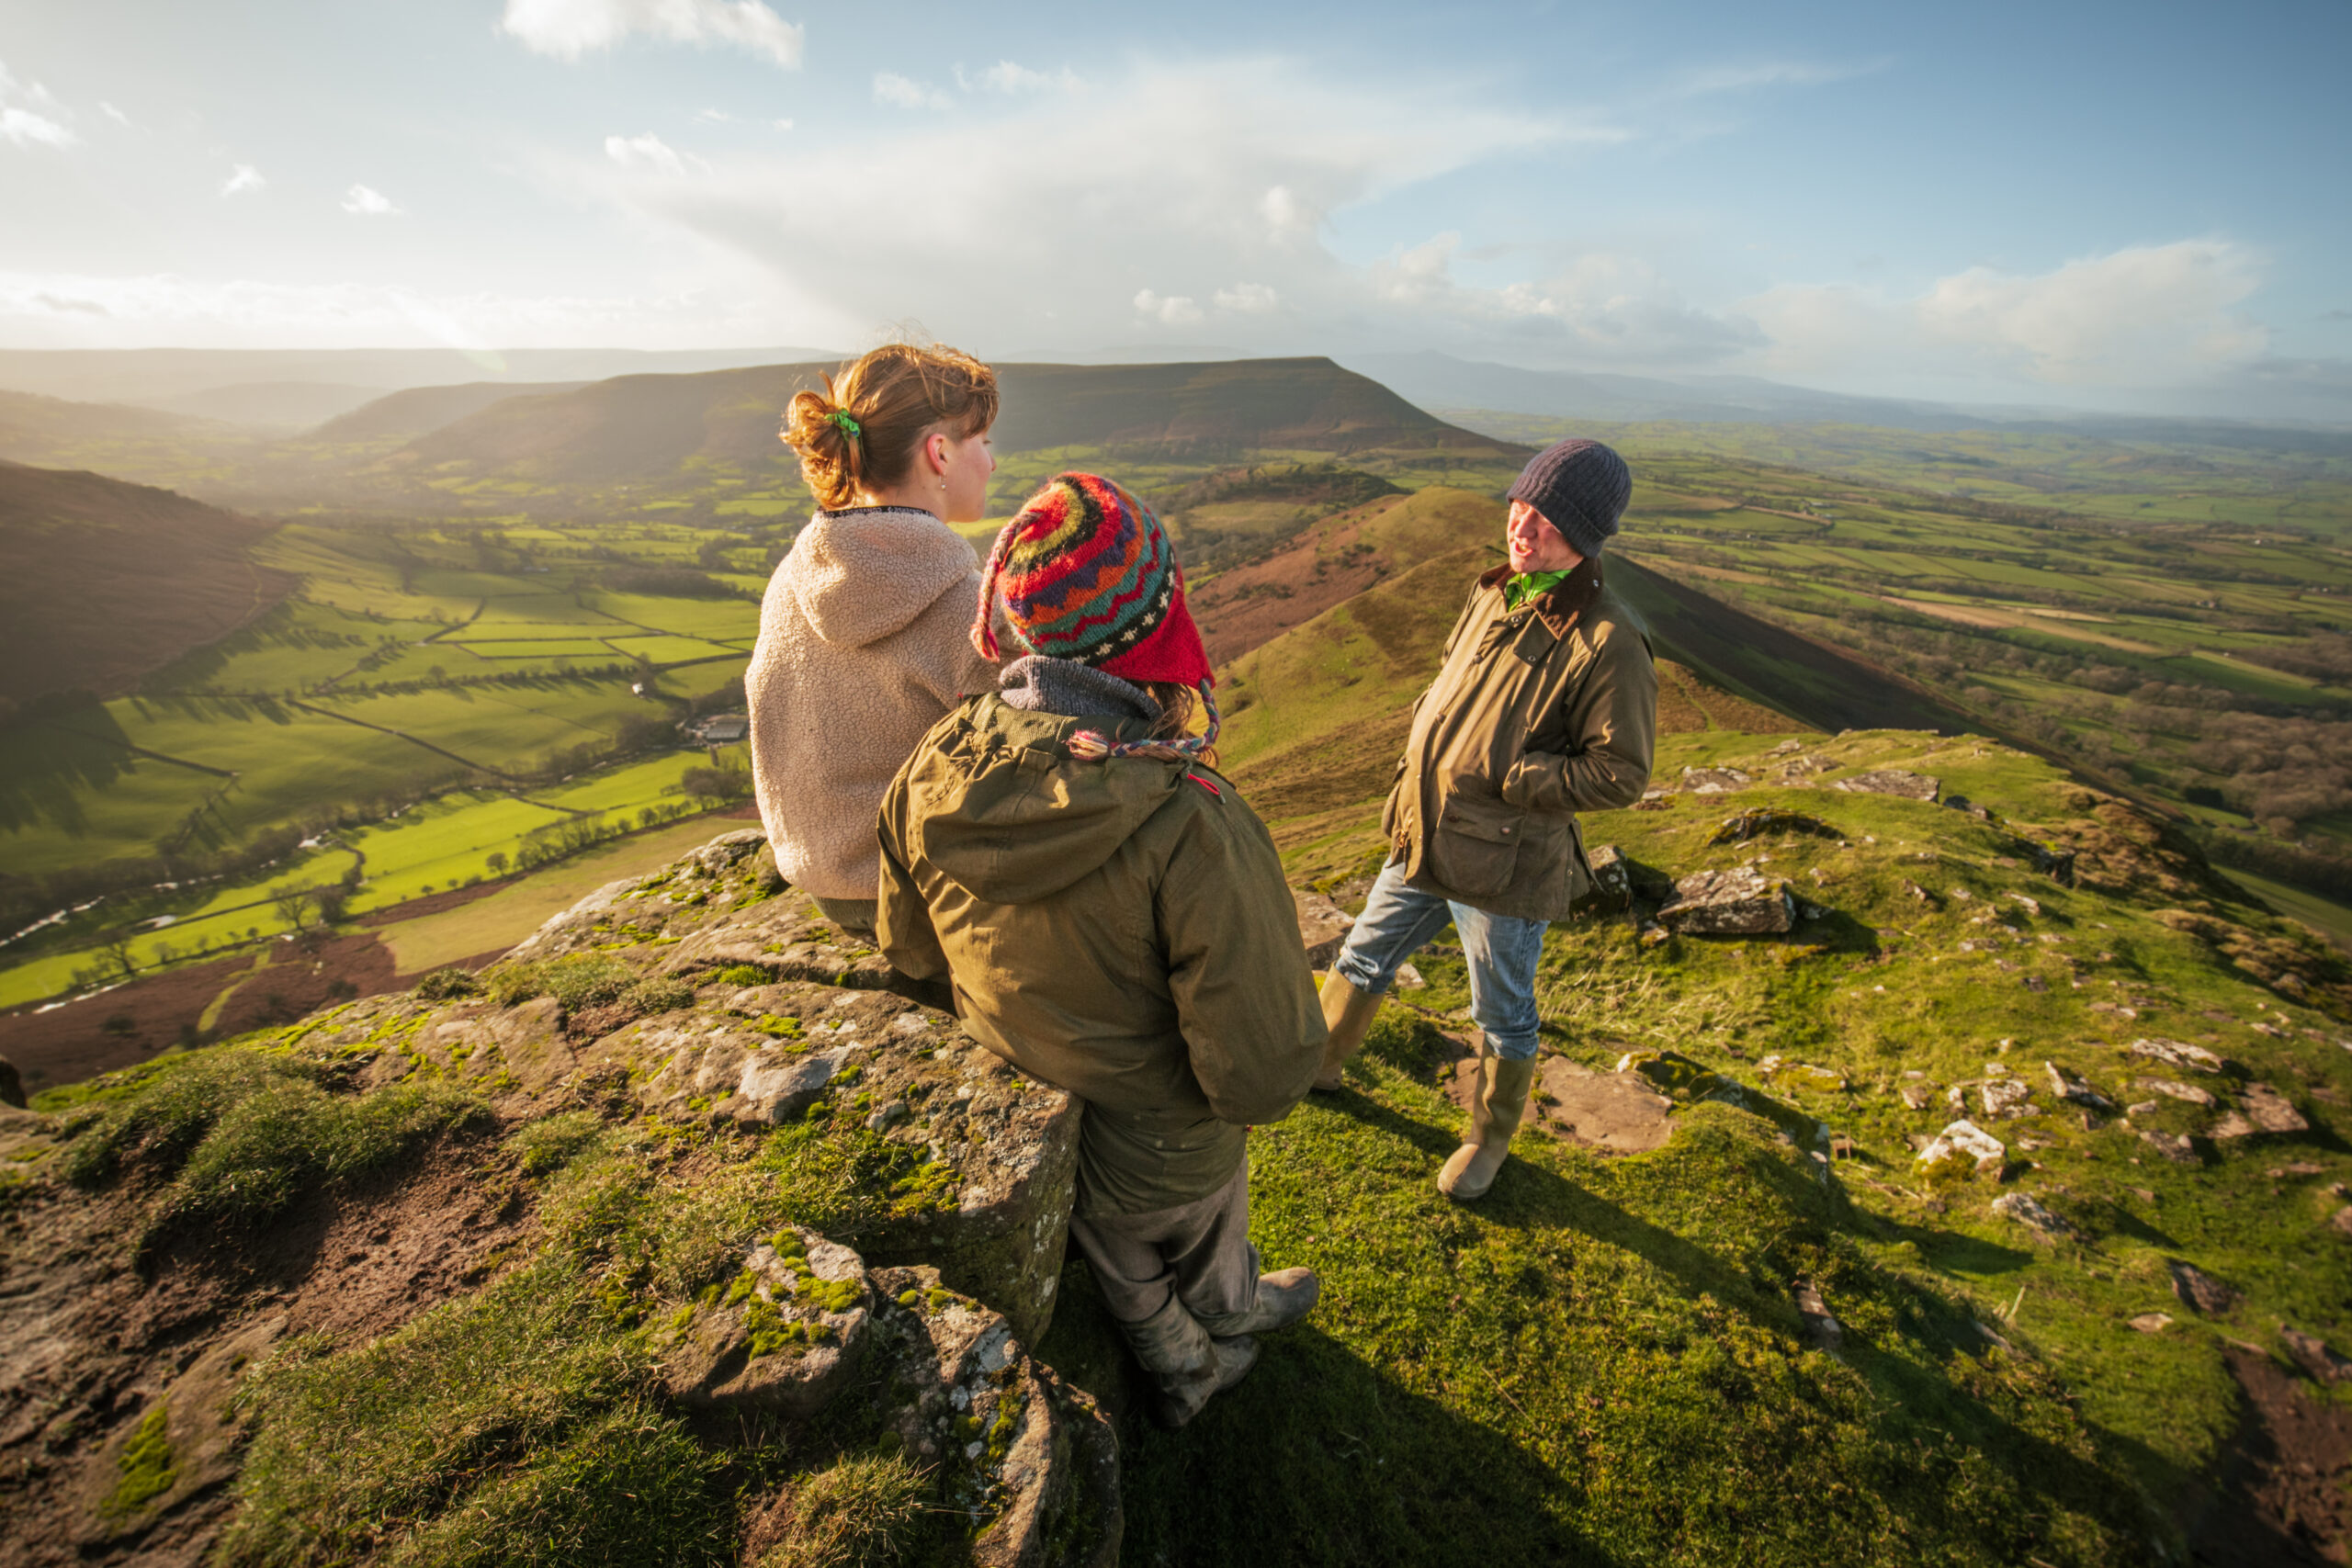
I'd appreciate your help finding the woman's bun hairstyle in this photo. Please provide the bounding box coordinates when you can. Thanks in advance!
[782,340,999,512]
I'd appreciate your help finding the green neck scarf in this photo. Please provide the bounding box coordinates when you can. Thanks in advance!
[1504,569,1570,610]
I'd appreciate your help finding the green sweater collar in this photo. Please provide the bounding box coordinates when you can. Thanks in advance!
[1504,569,1570,609]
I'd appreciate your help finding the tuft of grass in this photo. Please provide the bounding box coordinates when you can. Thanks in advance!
[54,1044,489,1242]
[758,1451,929,1568]
[377,1402,724,1568]
[504,1110,605,1178]
[482,953,636,1012]
[412,965,481,1001]
[60,1050,310,1189]
[222,1265,712,1566]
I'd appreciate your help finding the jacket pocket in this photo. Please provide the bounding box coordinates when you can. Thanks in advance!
[1427,791,1524,898]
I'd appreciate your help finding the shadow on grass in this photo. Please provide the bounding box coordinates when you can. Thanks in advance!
[1036,1258,1625,1568]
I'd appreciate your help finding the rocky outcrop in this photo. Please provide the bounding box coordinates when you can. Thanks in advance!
[663,1228,872,1419]
[869,1265,1121,1568]
[1831,769,1938,802]
[1657,867,1796,935]
[313,835,1082,1348]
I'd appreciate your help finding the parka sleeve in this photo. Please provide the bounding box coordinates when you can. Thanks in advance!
[875,770,951,983]
[1499,621,1659,814]
[1155,793,1327,1125]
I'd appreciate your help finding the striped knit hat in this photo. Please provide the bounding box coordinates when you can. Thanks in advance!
[974,472,1217,759]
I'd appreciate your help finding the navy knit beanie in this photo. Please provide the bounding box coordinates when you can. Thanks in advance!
[1507,438,1631,558]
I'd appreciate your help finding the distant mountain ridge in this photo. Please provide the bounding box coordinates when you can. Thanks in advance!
[1343,350,2352,454]
[392,357,1527,484]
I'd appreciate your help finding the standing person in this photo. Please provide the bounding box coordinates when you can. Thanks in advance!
[1315,438,1657,1201]
[747,342,1001,942]
[876,473,1327,1429]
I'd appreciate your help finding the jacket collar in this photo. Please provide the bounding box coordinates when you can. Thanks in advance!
[1476,556,1605,639]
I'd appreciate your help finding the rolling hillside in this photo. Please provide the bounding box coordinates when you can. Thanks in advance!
[0,461,294,708]
[309,379,591,443]
[393,357,1527,495]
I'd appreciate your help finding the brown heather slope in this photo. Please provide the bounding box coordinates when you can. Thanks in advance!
[0,461,295,707]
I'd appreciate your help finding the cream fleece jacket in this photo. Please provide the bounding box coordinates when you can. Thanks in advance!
[747,507,999,901]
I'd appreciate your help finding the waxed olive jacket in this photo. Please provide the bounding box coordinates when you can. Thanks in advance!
[877,695,1325,1217]
[1381,558,1658,921]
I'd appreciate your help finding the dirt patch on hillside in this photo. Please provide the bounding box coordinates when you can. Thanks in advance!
[2183,1346,2352,1565]
[0,1134,531,1567]
[1193,498,1408,665]
[0,932,398,1094]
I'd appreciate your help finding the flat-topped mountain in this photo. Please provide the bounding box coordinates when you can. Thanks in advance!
[392,357,1526,485]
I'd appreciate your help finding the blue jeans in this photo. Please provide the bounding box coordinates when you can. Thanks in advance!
[1329,861,1550,1061]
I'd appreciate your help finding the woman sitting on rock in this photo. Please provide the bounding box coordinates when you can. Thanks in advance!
[748,341,1003,942]
[876,472,1328,1428]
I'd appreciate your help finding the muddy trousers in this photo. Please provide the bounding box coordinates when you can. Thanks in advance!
[1068,1157,1261,1326]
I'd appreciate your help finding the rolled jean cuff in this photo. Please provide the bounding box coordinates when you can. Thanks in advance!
[1482,1027,1543,1062]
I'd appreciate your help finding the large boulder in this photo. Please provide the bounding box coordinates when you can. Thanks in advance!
[1831,769,1939,802]
[311,839,1083,1348]
[663,1227,871,1419]
[869,1265,1121,1568]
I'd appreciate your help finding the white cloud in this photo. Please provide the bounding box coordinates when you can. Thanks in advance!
[873,73,952,111]
[591,58,1582,353]
[500,0,803,69]
[1213,282,1279,313]
[0,269,787,350]
[340,184,402,216]
[220,164,266,197]
[99,100,132,129]
[1673,59,1882,96]
[1744,240,2268,388]
[1134,289,1204,326]
[605,131,701,175]
[959,61,1079,95]
[695,107,734,123]
[772,118,793,130]
[0,59,75,150]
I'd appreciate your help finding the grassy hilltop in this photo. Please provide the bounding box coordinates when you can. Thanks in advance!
[4,725,2347,1566]
[2,363,2352,1563]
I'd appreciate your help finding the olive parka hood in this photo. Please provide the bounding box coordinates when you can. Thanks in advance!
[878,693,1325,1217]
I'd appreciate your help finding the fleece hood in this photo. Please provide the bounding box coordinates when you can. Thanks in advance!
[901,696,1193,906]
[782,507,979,649]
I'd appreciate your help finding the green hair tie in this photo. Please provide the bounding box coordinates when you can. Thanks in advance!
[826,409,862,440]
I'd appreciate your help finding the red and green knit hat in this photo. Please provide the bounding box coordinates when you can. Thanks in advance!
[974,472,1217,756]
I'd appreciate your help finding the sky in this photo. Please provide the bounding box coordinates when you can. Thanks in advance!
[1,0,2347,419]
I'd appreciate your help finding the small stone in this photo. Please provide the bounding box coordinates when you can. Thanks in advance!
[2126,1038,2225,1075]
[1794,1280,1843,1351]
[1991,1192,2076,1242]
[1679,765,1755,795]
[1917,1119,2005,1176]
[2210,1112,2260,1140]
[2166,1258,2239,1315]
[2129,1313,2173,1333]
[2331,1207,2352,1237]
[1899,1081,1937,1111]
[2280,1327,2352,1384]
[2141,1130,2198,1166]
[2267,1162,2324,1179]
[1394,963,1427,990]
[1979,1079,2033,1120]
[2044,1062,2113,1111]
[2132,1077,2214,1109]
[2241,1082,2309,1134]
[1294,889,1356,968]
[1831,769,1939,801]
[1657,866,1796,936]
